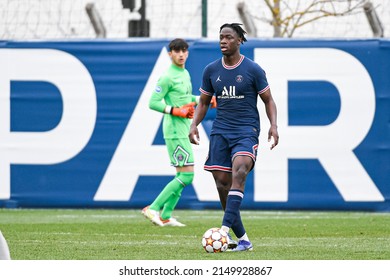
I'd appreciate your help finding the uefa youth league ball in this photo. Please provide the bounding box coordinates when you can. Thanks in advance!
[201,227,228,253]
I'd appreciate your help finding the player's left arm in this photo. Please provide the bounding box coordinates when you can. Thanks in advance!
[260,88,279,150]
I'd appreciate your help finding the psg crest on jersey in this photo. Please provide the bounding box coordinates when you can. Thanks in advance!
[235,75,243,83]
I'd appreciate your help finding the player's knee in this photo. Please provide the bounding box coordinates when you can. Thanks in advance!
[213,173,231,192]
[232,168,249,185]
[176,172,194,186]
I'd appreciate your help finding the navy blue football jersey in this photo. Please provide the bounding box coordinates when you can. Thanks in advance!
[200,55,269,136]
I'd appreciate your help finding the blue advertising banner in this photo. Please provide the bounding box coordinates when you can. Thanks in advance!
[0,39,389,211]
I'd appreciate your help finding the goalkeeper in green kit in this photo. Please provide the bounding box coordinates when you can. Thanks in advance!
[142,38,216,226]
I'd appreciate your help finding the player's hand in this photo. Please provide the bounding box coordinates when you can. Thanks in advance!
[189,125,200,145]
[210,96,217,108]
[268,125,279,150]
[172,102,196,119]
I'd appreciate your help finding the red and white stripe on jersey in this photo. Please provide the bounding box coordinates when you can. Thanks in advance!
[222,55,245,70]
[199,88,213,96]
[258,84,270,95]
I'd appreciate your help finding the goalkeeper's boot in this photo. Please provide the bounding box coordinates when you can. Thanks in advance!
[230,240,253,252]
[141,206,163,226]
[160,217,186,227]
[227,233,238,249]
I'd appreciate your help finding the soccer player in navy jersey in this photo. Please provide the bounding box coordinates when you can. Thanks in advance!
[189,23,279,252]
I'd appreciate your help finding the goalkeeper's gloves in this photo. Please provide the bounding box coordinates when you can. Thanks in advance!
[165,102,196,119]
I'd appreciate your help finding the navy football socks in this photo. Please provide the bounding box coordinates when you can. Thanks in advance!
[222,189,245,235]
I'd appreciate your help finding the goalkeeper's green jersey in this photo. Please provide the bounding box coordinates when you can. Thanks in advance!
[149,64,197,139]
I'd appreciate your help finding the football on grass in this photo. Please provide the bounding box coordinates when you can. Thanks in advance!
[201,227,228,253]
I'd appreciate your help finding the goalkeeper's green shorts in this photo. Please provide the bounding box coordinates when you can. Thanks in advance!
[165,138,194,167]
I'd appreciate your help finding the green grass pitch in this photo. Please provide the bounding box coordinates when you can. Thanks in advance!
[0,209,389,260]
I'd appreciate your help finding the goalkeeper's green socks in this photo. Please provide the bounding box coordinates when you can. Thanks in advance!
[150,172,194,219]
[149,175,182,212]
[161,187,183,220]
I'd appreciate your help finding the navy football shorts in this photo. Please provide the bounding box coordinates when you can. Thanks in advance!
[204,133,259,172]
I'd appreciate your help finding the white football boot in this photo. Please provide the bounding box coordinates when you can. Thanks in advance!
[141,206,164,226]
[160,217,186,227]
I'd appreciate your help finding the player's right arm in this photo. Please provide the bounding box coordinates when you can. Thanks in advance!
[189,65,215,144]
[189,93,213,145]
[149,76,170,113]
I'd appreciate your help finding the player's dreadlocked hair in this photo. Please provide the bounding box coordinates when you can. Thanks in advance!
[220,23,247,44]
[169,38,188,51]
